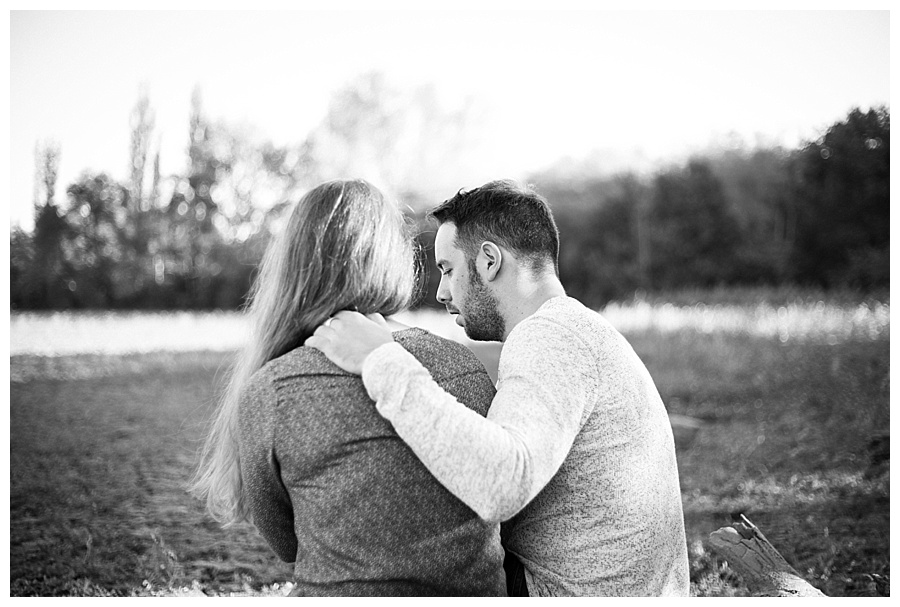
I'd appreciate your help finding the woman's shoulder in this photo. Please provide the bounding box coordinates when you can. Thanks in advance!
[246,329,487,386]
[240,348,355,414]
[393,326,463,355]
[393,328,486,379]
[254,346,353,385]
[394,328,496,415]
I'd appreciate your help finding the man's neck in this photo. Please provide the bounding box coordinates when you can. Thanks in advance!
[499,275,566,341]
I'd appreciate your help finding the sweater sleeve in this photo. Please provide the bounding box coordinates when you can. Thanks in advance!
[238,373,298,562]
[362,318,596,523]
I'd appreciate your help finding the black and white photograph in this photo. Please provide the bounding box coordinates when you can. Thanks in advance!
[8,4,890,598]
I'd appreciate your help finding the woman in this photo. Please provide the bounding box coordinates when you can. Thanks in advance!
[191,179,505,596]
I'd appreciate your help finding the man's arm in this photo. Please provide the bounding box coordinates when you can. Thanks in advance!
[307,312,596,523]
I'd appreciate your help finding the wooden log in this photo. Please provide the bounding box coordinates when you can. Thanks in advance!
[708,514,826,597]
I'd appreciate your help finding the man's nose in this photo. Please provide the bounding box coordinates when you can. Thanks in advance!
[436,279,450,305]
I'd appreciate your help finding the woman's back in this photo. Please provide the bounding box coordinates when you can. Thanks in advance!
[238,328,505,596]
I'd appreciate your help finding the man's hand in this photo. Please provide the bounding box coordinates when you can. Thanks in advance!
[304,310,394,375]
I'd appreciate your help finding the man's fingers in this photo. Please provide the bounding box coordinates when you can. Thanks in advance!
[311,324,334,338]
[366,313,388,327]
[304,334,325,350]
[333,310,363,322]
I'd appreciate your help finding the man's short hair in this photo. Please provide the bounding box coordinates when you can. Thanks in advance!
[430,179,560,274]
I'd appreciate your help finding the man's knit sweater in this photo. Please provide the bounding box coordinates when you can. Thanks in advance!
[238,328,506,596]
[363,296,690,596]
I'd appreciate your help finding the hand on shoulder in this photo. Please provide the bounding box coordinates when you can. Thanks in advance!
[305,311,394,375]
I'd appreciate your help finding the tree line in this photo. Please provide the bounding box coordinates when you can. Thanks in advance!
[9,82,889,311]
[415,107,889,308]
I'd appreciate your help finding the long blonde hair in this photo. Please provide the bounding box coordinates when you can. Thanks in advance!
[191,179,417,525]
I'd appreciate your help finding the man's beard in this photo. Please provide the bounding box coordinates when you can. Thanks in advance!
[461,269,505,342]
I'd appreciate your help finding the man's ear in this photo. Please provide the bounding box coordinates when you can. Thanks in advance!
[479,241,503,281]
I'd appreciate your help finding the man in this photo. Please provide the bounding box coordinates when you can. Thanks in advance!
[306,180,689,597]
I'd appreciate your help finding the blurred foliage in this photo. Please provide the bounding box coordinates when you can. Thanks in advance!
[790,108,890,289]
[8,78,890,310]
[647,160,744,288]
[527,106,890,307]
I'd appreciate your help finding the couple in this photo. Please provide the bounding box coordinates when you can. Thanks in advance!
[192,179,689,597]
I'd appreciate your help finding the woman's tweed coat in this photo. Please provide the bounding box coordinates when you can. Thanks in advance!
[238,328,506,596]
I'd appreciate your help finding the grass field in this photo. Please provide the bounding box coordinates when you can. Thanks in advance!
[8,291,890,596]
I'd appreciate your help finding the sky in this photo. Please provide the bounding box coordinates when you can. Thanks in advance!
[8,8,891,232]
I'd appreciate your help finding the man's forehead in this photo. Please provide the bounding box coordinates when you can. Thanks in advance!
[434,223,463,263]
[435,222,459,249]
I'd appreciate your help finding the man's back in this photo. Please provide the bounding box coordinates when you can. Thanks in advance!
[500,296,689,596]
[340,300,690,596]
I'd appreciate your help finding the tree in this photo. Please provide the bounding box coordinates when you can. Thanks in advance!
[524,175,649,306]
[151,89,311,308]
[9,228,34,309]
[129,86,156,212]
[790,107,890,287]
[111,88,161,306]
[20,141,76,308]
[706,147,795,283]
[310,71,481,207]
[62,173,131,307]
[648,160,743,289]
